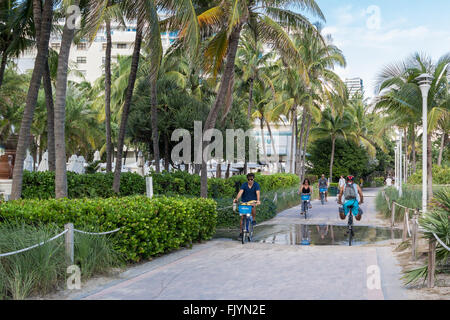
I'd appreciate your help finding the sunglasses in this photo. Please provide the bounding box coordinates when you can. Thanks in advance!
[248,178,254,181]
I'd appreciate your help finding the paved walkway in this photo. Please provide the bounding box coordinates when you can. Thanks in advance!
[70,187,408,300]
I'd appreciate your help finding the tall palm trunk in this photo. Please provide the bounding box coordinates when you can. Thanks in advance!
[200,24,242,198]
[260,116,267,163]
[0,49,7,89]
[296,108,306,177]
[411,124,416,173]
[54,1,80,199]
[43,61,55,171]
[289,110,295,173]
[10,0,53,200]
[225,162,230,178]
[164,132,169,171]
[150,79,160,173]
[113,21,143,193]
[266,119,277,166]
[329,136,336,182]
[437,133,447,166]
[301,113,311,182]
[247,78,254,119]
[427,134,432,199]
[105,18,113,172]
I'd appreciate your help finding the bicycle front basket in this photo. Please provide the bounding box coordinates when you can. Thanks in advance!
[238,205,252,215]
[301,194,311,201]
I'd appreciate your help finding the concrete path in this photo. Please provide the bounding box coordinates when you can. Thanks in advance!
[72,187,408,300]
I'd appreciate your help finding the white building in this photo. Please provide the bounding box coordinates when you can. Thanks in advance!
[345,77,364,97]
[14,19,177,84]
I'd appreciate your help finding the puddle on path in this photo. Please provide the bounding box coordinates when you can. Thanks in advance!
[214,224,403,246]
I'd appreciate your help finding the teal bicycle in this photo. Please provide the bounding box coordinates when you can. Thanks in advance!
[236,200,257,244]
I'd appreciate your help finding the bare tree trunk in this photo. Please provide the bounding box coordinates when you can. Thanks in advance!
[427,133,433,199]
[10,0,53,200]
[411,124,416,173]
[164,133,169,171]
[301,113,311,182]
[329,136,336,182]
[43,61,55,171]
[247,78,254,120]
[113,21,143,193]
[225,162,230,178]
[289,111,295,173]
[437,132,447,167]
[150,79,160,173]
[200,24,242,198]
[216,160,222,178]
[105,18,113,172]
[296,107,306,177]
[260,116,267,163]
[54,1,79,199]
[0,49,7,89]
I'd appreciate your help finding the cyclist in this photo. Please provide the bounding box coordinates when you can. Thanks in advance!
[337,175,364,221]
[234,173,261,237]
[318,174,329,202]
[298,178,313,213]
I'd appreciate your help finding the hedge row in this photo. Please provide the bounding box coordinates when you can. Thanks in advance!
[407,165,450,185]
[21,171,300,199]
[0,196,217,262]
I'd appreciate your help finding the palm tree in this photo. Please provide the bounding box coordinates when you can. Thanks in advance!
[310,104,353,181]
[196,0,325,197]
[85,0,125,172]
[10,0,54,200]
[375,52,450,198]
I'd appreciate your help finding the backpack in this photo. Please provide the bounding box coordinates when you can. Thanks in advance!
[344,183,357,200]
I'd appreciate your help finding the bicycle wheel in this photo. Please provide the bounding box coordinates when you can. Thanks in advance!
[320,193,324,205]
[248,217,253,242]
[304,203,307,219]
[348,213,353,246]
[241,216,246,244]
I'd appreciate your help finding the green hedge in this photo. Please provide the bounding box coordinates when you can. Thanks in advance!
[374,177,385,187]
[0,196,217,262]
[22,171,300,199]
[408,165,450,185]
[22,171,145,199]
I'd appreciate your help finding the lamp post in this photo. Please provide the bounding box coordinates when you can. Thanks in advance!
[416,73,433,213]
[399,129,403,197]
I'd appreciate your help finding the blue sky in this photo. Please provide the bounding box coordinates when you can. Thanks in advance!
[293,0,450,99]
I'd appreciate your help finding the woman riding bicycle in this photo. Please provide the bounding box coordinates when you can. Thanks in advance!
[298,178,313,214]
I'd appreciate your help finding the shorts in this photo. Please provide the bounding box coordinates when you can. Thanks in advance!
[343,199,360,216]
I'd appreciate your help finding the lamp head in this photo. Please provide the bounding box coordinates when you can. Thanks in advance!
[416,73,433,87]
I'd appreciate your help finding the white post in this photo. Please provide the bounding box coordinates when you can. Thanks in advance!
[399,129,403,197]
[64,223,74,265]
[421,87,429,213]
[146,176,153,198]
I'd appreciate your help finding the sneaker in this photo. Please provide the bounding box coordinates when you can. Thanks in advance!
[309,203,312,209]
[252,220,256,226]
[238,233,243,240]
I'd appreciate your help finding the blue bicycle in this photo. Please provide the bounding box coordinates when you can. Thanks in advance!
[301,193,311,219]
[237,201,257,244]
[319,188,327,205]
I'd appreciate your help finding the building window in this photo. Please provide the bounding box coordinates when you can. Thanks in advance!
[77,57,87,64]
[117,43,127,49]
[77,43,87,50]
[102,43,107,50]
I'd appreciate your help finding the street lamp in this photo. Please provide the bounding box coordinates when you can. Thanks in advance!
[416,73,433,213]
[399,129,403,197]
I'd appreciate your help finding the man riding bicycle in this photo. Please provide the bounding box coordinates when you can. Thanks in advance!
[318,174,329,202]
[234,173,261,237]
[337,175,364,221]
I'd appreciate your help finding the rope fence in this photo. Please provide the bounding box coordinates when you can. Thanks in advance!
[0,224,120,262]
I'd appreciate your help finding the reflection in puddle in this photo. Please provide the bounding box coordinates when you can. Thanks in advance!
[214,224,402,246]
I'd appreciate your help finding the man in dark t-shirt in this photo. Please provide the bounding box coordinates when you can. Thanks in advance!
[234,173,261,231]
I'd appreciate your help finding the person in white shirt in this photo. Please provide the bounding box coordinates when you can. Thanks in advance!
[386,176,392,187]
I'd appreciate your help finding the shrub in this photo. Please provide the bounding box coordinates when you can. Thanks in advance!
[408,165,450,185]
[21,171,300,200]
[374,177,385,187]
[0,196,217,262]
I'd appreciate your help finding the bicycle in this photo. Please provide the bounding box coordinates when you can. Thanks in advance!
[300,193,311,219]
[319,188,327,205]
[339,200,363,246]
[236,200,257,244]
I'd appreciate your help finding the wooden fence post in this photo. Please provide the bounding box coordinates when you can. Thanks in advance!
[391,202,396,227]
[64,223,74,265]
[427,240,436,288]
[402,208,409,241]
[411,209,419,261]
